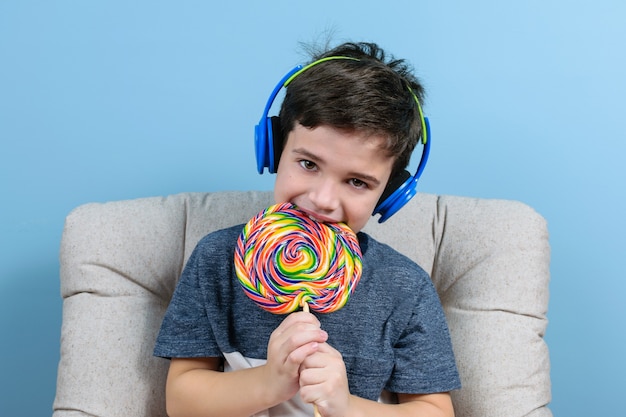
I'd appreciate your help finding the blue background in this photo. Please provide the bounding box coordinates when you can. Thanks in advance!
[1,1,624,415]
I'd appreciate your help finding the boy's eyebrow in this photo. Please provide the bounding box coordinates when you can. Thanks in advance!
[292,147,382,187]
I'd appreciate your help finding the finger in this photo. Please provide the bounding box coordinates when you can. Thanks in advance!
[281,310,322,327]
[272,323,327,350]
[272,312,326,347]
[299,352,350,417]
[301,343,339,367]
[300,346,346,389]
[268,316,328,371]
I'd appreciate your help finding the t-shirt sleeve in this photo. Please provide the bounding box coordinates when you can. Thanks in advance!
[153,237,222,359]
[386,270,461,394]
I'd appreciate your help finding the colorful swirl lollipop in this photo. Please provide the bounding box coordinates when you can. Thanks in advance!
[234,202,363,314]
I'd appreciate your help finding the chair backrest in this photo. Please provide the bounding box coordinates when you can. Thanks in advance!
[53,191,552,417]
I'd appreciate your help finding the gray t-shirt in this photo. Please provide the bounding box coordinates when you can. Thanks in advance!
[154,224,460,403]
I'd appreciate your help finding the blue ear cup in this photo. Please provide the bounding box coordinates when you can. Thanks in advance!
[254,118,271,174]
[255,58,431,222]
[255,116,282,174]
[255,65,303,174]
[373,117,431,223]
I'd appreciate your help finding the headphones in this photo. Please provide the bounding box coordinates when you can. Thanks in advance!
[255,56,431,223]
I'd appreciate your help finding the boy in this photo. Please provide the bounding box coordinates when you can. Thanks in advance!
[154,41,460,417]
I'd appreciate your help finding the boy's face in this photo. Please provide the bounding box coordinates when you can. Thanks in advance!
[274,123,394,233]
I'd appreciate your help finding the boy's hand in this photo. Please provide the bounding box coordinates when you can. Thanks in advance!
[263,311,329,405]
[299,342,351,417]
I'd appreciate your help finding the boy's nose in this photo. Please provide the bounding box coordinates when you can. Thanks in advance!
[309,180,340,213]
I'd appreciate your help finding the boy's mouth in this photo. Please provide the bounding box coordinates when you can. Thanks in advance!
[295,206,340,225]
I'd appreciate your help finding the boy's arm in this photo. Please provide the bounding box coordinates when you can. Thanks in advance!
[165,311,328,417]
[166,357,277,417]
[347,392,454,417]
[166,359,454,417]
[300,343,455,417]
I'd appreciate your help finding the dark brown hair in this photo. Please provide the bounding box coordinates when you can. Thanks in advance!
[278,42,425,177]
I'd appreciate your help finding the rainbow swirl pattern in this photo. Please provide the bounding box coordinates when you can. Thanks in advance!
[234,202,363,314]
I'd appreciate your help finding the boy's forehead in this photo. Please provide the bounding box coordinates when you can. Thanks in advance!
[335,126,395,158]
[299,123,392,148]
[287,123,395,167]
[288,124,389,153]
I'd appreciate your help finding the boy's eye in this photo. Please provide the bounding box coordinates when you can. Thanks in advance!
[299,160,317,170]
[349,178,368,189]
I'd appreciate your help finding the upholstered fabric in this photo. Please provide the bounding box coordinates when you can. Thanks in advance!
[53,191,552,417]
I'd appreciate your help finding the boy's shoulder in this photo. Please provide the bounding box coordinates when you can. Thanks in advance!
[200,223,244,240]
[193,223,245,254]
[358,231,428,276]
[358,231,416,263]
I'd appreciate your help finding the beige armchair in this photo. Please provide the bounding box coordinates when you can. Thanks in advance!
[53,191,552,417]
